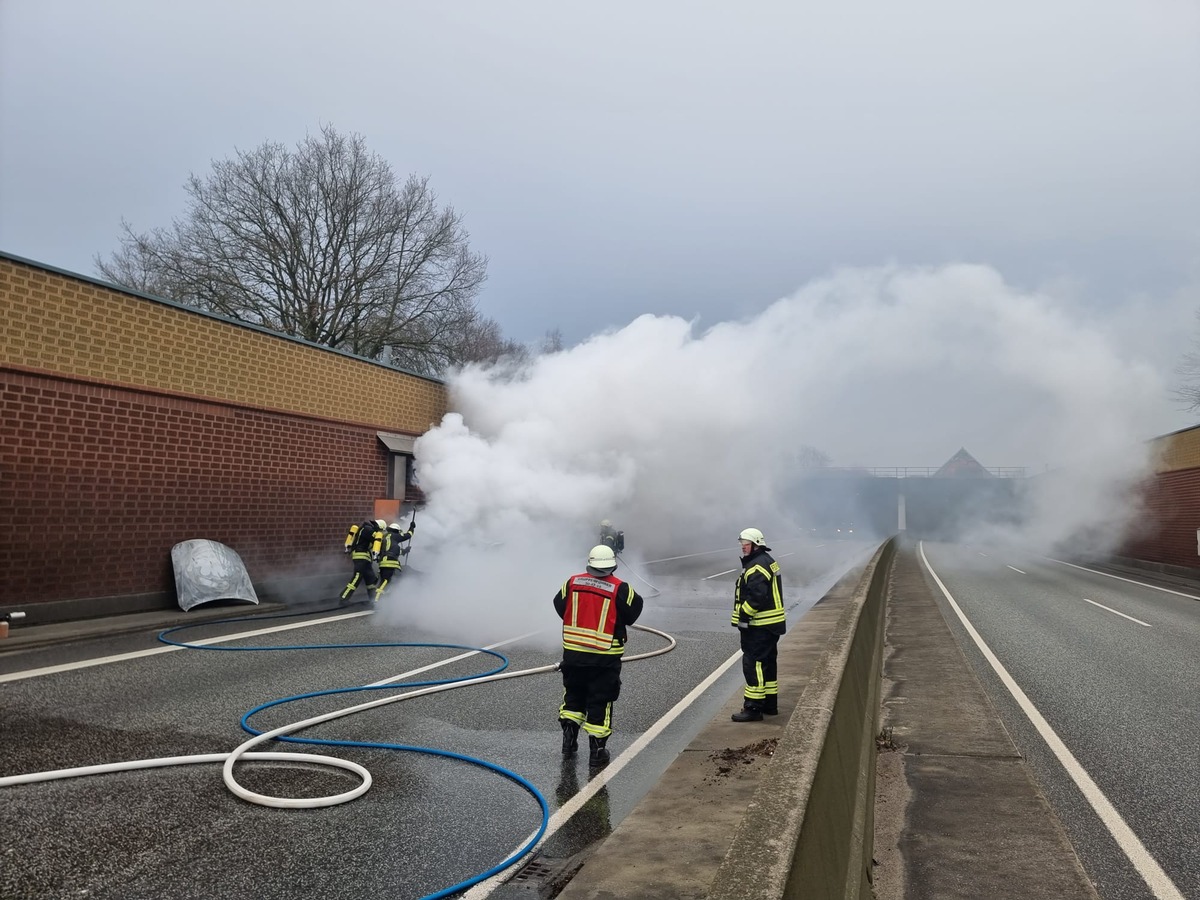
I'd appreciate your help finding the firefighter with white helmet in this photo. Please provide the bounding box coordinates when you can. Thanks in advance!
[340,518,386,604]
[374,515,416,602]
[731,527,786,721]
[553,544,644,767]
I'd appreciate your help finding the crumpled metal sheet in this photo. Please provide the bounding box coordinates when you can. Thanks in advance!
[170,540,260,611]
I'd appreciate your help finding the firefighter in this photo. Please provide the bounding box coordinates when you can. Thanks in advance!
[374,517,416,602]
[730,527,786,721]
[554,545,644,767]
[340,518,385,604]
[598,519,625,554]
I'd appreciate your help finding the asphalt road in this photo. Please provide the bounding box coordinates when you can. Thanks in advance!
[919,541,1200,900]
[0,538,868,900]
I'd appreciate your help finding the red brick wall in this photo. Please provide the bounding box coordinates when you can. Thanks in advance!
[1121,467,1200,570]
[0,253,447,614]
[1,370,389,604]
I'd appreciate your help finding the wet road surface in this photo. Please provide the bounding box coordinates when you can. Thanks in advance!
[1,539,867,900]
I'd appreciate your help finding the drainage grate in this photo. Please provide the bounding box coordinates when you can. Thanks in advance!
[511,859,558,883]
[499,852,588,898]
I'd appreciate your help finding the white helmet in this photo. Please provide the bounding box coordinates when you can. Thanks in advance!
[388,521,404,531]
[587,545,617,571]
[739,527,766,547]
[375,519,388,530]
[600,519,611,527]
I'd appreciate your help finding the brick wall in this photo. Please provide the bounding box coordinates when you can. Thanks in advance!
[1121,467,1200,569]
[1118,425,1200,570]
[0,254,445,432]
[0,252,448,610]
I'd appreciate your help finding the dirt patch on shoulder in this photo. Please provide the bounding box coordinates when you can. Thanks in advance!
[706,738,779,779]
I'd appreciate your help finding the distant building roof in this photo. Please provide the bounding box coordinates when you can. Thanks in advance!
[934,448,994,478]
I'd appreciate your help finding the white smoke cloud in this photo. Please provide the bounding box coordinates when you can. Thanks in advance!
[388,263,1191,640]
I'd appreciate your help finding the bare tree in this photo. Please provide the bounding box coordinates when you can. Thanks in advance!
[793,445,832,468]
[539,327,565,354]
[449,316,531,369]
[96,125,491,374]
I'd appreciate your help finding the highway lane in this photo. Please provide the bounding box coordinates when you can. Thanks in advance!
[0,538,866,900]
[919,541,1200,900]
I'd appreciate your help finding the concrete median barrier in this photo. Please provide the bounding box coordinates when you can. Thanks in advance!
[555,538,896,900]
[708,537,894,900]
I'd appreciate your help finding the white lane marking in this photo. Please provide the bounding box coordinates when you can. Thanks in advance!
[645,542,816,565]
[1007,565,1026,575]
[645,548,732,563]
[703,550,795,581]
[463,646,746,899]
[704,568,738,580]
[1047,558,1200,601]
[1083,599,1151,628]
[919,543,1184,900]
[0,610,373,683]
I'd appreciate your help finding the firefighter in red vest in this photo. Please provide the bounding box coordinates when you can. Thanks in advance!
[554,544,644,767]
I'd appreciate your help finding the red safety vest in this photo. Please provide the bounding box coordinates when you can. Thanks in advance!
[561,572,624,656]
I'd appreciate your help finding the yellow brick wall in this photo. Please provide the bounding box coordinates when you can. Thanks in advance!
[1150,424,1200,474]
[0,255,447,432]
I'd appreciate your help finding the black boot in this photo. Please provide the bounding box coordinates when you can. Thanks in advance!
[731,704,763,722]
[762,697,779,716]
[588,735,610,767]
[560,721,579,756]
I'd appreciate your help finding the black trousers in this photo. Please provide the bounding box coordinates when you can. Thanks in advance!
[341,557,378,599]
[739,626,779,708]
[559,663,622,739]
[376,565,402,597]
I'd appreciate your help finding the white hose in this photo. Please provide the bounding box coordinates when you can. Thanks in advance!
[1,624,674,809]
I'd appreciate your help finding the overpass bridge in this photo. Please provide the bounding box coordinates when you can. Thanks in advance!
[786,454,1028,542]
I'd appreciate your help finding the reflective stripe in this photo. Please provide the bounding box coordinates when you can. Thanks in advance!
[582,704,613,738]
[562,575,624,655]
[732,560,785,626]
[744,661,767,700]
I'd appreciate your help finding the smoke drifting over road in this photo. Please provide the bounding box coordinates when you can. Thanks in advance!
[392,264,1188,640]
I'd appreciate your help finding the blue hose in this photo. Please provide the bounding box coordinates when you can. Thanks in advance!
[160,611,551,899]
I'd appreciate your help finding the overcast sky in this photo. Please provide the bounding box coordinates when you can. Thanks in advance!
[3,1,1199,474]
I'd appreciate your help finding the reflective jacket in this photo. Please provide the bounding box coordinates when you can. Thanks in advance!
[599,525,625,554]
[379,527,413,570]
[732,546,786,634]
[345,521,383,561]
[554,571,643,663]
